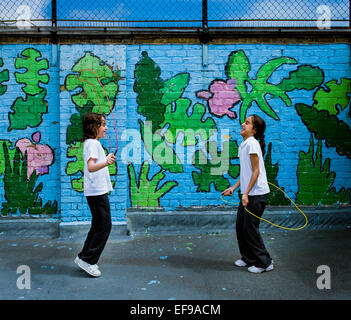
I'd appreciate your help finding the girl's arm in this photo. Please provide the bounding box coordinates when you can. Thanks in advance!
[221,178,240,196]
[87,154,116,173]
[242,154,259,206]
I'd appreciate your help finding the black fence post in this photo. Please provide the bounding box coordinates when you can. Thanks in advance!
[199,0,210,43]
[51,0,57,43]
[202,0,208,30]
[52,0,57,30]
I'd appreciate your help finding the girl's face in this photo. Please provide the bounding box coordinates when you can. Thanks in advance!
[96,117,107,140]
[240,116,256,139]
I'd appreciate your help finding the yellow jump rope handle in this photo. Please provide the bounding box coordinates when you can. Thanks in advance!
[220,182,308,231]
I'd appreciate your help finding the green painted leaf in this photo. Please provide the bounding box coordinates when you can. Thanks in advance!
[225,50,250,99]
[313,78,351,115]
[134,51,165,131]
[0,57,9,96]
[277,65,324,92]
[65,52,119,115]
[66,101,94,145]
[296,135,350,205]
[8,89,48,131]
[160,73,189,105]
[15,48,49,96]
[256,57,297,84]
[295,103,351,159]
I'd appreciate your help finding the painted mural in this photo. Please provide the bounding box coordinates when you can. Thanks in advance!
[130,48,350,208]
[0,44,349,220]
[0,47,57,215]
[64,52,119,193]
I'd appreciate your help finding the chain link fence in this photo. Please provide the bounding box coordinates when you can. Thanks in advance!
[0,0,350,30]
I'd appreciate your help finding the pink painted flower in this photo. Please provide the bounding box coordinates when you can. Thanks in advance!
[15,132,54,180]
[196,79,240,119]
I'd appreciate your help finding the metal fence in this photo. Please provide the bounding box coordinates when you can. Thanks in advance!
[0,0,350,31]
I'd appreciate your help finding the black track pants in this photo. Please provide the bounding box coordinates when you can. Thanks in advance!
[78,193,112,265]
[236,194,272,268]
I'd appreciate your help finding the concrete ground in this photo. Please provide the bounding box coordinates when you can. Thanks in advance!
[0,228,350,300]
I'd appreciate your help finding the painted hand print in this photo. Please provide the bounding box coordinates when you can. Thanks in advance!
[128,161,178,208]
[15,132,54,180]
[196,79,240,119]
[8,48,49,131]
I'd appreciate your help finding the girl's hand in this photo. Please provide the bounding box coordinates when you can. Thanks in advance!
[242,193,249,207]
[221,186,235,196]
[106,153,116,166]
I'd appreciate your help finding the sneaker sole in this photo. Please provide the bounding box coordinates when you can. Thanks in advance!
[77,260,101,277]
[248,265,274,274]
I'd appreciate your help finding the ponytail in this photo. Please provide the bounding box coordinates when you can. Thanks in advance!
[250,114,266,156]
[258,134,266,156]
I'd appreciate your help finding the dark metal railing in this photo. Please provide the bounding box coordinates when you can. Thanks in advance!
[0,0,349,34]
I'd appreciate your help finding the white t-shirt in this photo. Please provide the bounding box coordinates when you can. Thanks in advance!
[83,139,113,197]
[238,136,270,196]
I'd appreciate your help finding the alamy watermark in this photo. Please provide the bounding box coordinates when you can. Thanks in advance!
[16,265,31,290]
[316,5,331,30]
[119,121,232,175]
[316,265,331,290]
[16,5,31,30]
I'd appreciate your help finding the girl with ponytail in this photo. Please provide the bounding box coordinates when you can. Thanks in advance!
[222,114,273,274]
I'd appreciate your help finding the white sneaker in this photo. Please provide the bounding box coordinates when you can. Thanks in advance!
[75,256,101,277]
[234,259,247,267]
[248,261,274,274]
[74,256,81,266]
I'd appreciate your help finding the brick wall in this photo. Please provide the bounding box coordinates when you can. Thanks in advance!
[0,42,350,222]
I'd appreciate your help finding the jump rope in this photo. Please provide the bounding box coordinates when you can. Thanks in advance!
[76,70,308,231]
[220,182,308,230]
[76,68,119,155]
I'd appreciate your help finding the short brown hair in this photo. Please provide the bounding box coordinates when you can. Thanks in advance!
[82,112,105,141]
